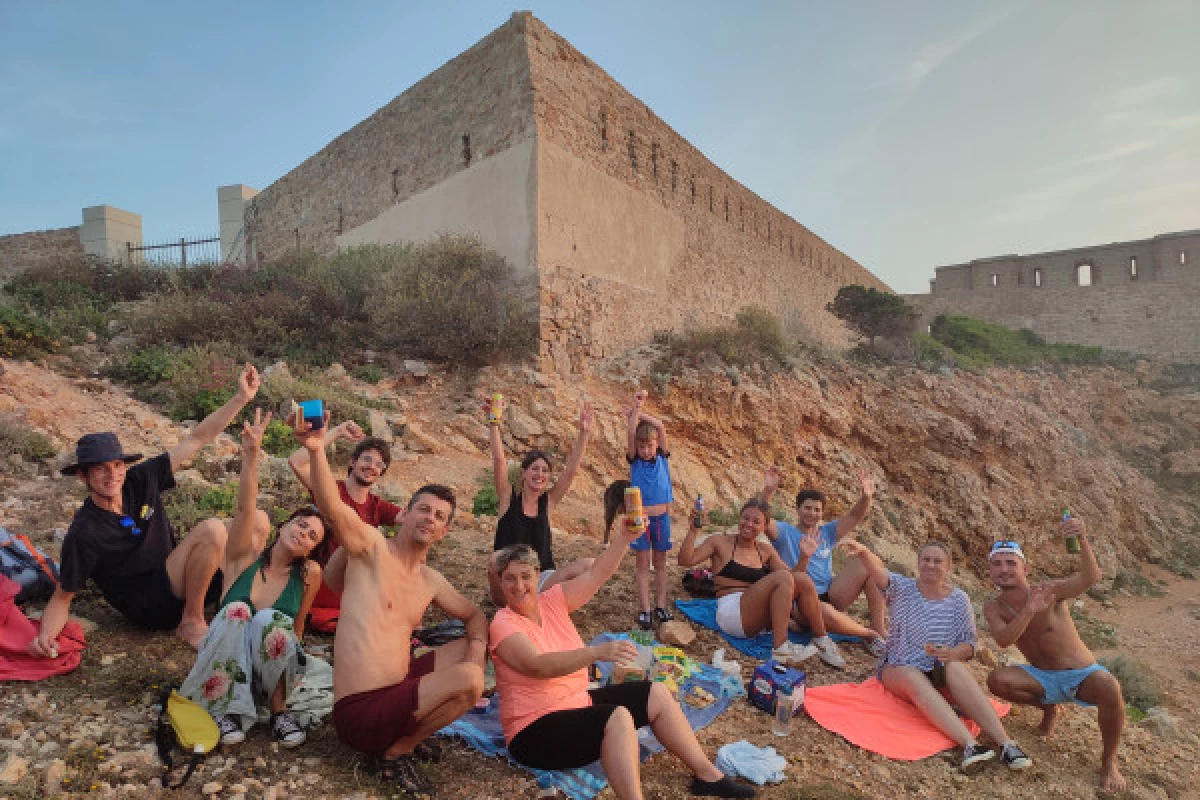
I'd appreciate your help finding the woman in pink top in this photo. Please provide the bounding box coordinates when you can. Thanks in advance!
[489,515,755,799]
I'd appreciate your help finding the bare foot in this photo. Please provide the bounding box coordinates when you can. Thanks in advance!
[176,618,208,650]
[1099,762,1127,794]
[1036,705,1060,736]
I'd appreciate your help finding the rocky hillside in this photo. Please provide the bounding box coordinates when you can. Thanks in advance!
[1,347,1198,799]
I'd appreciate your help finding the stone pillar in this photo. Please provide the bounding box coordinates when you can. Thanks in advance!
[218,184,259,264]
[80,205,142,263]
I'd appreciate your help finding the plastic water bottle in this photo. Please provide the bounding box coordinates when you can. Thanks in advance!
[693,495,705,528]
[772,688,794,736]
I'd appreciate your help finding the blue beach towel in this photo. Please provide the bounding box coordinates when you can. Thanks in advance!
[439,633,736,800]
[674,597,858,661]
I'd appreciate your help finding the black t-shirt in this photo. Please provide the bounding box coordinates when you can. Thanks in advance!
[58,453,177,598]
[493,488,555,572]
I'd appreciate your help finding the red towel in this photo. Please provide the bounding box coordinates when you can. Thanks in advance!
[804,677,1011,760]
[0,576,85,681]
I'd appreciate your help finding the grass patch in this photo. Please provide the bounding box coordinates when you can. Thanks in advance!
[1165,530,1200,579]
[1111,568,1167,597]
[0,304,61,357]
[1070,606,1118,649]
[927,314,1108,368]
[1099,654,1161,711]
[0,412,58,462]
[162,481,238,533]
[653,306,793,374]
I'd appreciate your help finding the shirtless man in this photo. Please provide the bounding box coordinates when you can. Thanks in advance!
[297,414,485,796]
[984,517,1126,793]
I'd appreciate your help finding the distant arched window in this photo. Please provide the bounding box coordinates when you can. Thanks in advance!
[1130,256,1138,280]
[1034,268,1043,287]
[1076,263,1093,286]
[990,273,999,287]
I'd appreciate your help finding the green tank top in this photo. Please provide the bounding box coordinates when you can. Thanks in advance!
[221,555,305,619]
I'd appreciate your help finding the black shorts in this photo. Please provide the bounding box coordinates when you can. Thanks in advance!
[101,564,222,631]
[508,681,653,770]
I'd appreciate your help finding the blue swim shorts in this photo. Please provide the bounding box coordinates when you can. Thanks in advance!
[629,513,672,552]
[1017,662,1108,706]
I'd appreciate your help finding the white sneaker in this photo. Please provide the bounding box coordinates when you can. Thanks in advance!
[215,714,245,746]
[813,636,847,669]
[771,641,818,664]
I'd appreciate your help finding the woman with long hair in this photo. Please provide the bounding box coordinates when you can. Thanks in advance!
[677,499,817,665]
[180,409,328,748]
[485,399,595,604]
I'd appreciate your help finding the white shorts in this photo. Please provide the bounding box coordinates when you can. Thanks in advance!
[537,569,556,591]
[716,592,746,638]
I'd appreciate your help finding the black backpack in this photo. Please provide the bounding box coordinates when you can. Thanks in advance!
[0,528,60,604]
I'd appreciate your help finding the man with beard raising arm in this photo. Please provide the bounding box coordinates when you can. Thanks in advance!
[295,413,485,797]
[983,516,1125,793]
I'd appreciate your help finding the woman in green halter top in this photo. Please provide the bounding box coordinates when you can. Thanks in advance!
[180,409,330,749]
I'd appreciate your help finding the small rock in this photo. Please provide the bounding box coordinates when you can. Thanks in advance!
[1140,707,1179,739]
[1,720,23,738]
[228,783,247,794]
[200,781,223,795]
[0,753,30,784]
[44,758,66,793]
[326,363,347,379]
[657,620,696,647]
[367,409,394,443]
[253,756,267,769]
[402,359,430,378]
[264,785,286,800]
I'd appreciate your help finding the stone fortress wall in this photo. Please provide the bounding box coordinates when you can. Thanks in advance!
[0,226,84,284]
[243,12,888,373]
[906,229,1200,361]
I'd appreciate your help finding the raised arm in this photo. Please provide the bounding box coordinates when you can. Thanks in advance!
[1054,516,1103,599]
[294,412,377,556]
[547,402,592,508]
[677,513,719,567]
[624,391,644,460]
[486,396,513,517]
[227,409,272,565]
[561,514,642,611]
[840,539,889,593]
[287,420,365,491]
[168,364,259,472]
[834,468,875,540]
[641,410,669,453]
[323,546,349,595]
[759,466,783,541]
[431,571,489,669]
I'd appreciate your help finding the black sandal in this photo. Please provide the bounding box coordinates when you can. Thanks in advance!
[636,611,653,630]
[372,754,434,797]
[654,606,674,623]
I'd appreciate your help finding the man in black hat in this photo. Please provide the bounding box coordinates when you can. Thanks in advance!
[27,364,261,655]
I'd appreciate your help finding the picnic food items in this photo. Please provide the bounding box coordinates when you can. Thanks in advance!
[684,685,717,708]
[749,661,806,716]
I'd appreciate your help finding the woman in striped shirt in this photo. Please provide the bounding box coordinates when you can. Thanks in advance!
[845,540,1032,775]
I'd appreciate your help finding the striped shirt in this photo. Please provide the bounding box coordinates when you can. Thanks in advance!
[882,573,976,671]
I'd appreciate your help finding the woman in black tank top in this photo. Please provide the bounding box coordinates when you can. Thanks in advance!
[678,499,815,664]
[485,399,596,604]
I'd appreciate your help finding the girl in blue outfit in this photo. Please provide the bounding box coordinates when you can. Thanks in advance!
[625,390,675,630]
[180,410,327,748]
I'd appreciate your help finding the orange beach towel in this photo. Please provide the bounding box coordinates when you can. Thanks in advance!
[804,677,1011,760]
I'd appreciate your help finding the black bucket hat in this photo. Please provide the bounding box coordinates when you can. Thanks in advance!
[60,432,143,475]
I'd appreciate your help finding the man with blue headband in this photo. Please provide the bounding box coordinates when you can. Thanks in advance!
[983,518,1126,793]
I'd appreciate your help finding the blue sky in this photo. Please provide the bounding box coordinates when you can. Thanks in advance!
[2,1,1196,292]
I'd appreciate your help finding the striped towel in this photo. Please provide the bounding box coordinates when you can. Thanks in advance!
[439,634,736,800]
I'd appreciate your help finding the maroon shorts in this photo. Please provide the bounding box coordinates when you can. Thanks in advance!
[332,650,436,756]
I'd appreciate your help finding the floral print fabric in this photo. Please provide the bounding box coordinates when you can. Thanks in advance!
[180,601,305,731]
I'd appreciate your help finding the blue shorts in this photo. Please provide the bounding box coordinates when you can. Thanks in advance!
[1018,662,1108,706]
[629,513,671,552]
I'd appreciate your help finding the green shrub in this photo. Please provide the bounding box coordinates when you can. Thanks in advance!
[928,315,1105,367]
[197,482,239,516]
[122,347,175,385]
[21,431,57,461]
[706,507,739,528]
[164,344,243,421]
[827,284,919,342]
[472,484,499,517]
[162,479,239,532]
[352,364,385,384]
[1165,530,1200,579]
[654,305,794,372]
[260,420,296,457]
[1099,654,1161,711]
[0,305,60,357]
[0,413,57,462]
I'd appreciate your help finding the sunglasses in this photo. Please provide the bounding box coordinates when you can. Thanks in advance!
[989,540,1023,555]
[119,515,143,537]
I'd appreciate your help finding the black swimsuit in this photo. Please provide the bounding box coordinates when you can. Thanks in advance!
[715,542,772,584]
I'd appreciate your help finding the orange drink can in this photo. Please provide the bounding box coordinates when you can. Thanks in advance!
[625,487,647,535]
[487,393,504,425]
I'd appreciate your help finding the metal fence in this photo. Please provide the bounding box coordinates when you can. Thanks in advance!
[128,235,220,267]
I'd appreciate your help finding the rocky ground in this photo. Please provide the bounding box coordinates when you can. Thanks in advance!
[1,349,1198,799]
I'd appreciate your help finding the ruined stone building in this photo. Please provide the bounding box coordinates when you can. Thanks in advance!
[907,229,1200,362]
[233,12,888,373]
